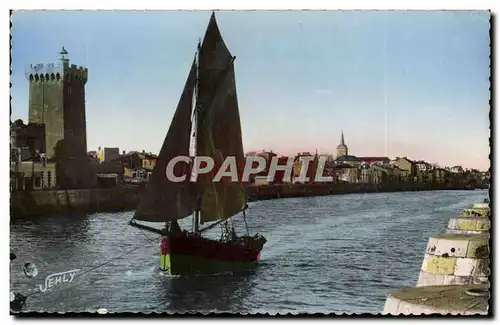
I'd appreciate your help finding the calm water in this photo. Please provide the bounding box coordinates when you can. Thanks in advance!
[10,190,488,314]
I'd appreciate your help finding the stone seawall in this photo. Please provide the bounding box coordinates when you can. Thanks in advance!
[245,182,469,202]
[10,187,140,217]
[10,182,473,218]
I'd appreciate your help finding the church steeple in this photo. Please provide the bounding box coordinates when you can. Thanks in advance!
[336,130,348,158]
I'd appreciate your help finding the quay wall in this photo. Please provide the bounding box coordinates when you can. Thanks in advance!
[245,182,471,202]
[10,182,474,218]
[10,187,140,217]
[383,199,490,315]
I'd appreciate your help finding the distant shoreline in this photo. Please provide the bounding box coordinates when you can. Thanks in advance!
[10,183,483,218]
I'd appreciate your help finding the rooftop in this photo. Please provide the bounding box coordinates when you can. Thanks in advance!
[335,155,360,162]
[358,156,390,162]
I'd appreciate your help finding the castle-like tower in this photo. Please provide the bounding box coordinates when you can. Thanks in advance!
[27,47,96,189]
[27,47,88,159]
[336,130,348,158]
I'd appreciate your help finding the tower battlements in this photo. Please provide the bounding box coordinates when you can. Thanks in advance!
[66,64,88,83]
[26,62,88,83]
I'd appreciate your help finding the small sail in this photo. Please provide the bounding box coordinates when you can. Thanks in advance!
[133,60,197,222]
[196,13,247,223]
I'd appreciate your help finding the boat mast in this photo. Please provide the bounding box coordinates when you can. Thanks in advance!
[193,38,202,234]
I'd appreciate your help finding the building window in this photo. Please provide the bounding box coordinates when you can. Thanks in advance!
[47,171,52,187]
[34,177,41,188]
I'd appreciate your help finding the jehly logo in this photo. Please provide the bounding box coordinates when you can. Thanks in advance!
[39,269,80,293]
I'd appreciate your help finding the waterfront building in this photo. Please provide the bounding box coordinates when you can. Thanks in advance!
[371,164,410,183]
[450,165,465,174]
[92,159,124,188]
[10,161,57,190]
[334,164,359,183]
[10,119,46,154]
[97,147,120,163]
[392,157,417,176]
[335,154,361,166]
[358,156,391,166]
[433,168,448,185]
[118,150,158,184]
[360,166,384,184]
[292,152,319,183]
[414,160,433,173]
[141,152,158,171]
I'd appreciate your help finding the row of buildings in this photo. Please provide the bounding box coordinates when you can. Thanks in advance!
[10,49,488,192]
[10,131,158,191]
[248,151,486,187]
[11,126,487,191]
[246,132,489,187]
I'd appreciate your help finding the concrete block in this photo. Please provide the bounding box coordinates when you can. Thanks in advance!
[447,218,457,231]
[461,208,488,218]
[420,253,430,271]
[466,238,489,258]
[382,295,400,315]
[425,255,457,275]
[424,237,439,255]
[475,259,490,277]
[476,219,490,231]
[454,258,479,276]
[417,270,445,287]
[434,237,469,258]
[473,203,489,209]
[442,275,474,285]
[456,219,477,231]
[383,284,489,315]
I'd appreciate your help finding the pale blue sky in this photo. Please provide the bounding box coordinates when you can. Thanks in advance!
[11,10,490,170]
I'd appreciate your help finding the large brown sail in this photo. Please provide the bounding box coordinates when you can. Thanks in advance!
[196,13,247,223]
[133,60,197,222]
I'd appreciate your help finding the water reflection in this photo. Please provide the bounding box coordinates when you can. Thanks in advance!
[10,212,92,248]
[160,268,258,313]
[10,213,92,286]
[10,190,488,313]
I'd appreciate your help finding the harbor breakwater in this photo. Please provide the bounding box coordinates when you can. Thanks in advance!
[383,202,490,315]
[10,182,473,218]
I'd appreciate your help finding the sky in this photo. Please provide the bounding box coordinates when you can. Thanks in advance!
[10,10,491,170]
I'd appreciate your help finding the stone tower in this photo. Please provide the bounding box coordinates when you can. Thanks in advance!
[336,130,348,158]
[27,47,88,158]
[27,47,96,189]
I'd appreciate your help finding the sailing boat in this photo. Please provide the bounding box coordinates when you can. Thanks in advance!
[129,12,267,275]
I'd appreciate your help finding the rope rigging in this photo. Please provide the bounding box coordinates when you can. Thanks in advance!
[16,227,160,302]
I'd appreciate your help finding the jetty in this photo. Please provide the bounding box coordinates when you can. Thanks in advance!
[383,199,490,315]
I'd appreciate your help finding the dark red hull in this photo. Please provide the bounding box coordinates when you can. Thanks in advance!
[160,232,266,275]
